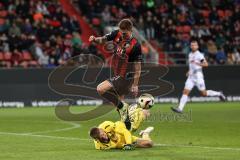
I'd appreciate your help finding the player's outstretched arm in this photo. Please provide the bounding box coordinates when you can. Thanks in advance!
[117,127,135,150]
[121,128,133,145]
[89,35,107,44]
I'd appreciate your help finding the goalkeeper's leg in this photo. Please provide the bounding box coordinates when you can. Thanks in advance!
[135,127,154,148]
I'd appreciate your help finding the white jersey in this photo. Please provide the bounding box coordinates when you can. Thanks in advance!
[184,50,206,91]
[188,50,205,79]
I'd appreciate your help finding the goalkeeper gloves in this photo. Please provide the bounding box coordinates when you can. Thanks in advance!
[123,144,134,150]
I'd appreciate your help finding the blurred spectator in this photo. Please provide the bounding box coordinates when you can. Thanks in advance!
[8,23,21,37]
[0,0,239,67]
[207,40,217,64]
[38,51,49,66]
[227,52,235,65]
[11,49,22,67]
[141,41,150,61]
[216,47,227,64]
[234,48,240,64]
[0,0,86,68]
[76,0,240,65]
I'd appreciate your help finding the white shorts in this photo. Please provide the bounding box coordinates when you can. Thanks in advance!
[184,77,206,91]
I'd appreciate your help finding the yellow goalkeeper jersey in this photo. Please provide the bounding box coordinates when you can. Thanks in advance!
[93,121,138,150]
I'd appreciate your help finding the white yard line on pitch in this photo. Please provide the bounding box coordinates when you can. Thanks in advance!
[154,143,240,151]
[0,131,239,151]
[0,131,90,141]
[26,122,81,135]
[0,120,81,135]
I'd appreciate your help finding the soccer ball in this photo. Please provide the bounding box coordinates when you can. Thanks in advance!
[137,93,154,109]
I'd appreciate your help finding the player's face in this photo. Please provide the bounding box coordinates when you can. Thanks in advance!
[120,29,132,40]
[98,129,109,143]
[190,42,199,52]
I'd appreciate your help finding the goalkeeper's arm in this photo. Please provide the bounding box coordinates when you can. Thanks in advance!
[121,128,132,145]
[119,128,135,150]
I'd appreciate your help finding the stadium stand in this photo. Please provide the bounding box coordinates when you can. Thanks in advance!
[0,0,239,68]
[0,0,86,68]
[76,0,240,65]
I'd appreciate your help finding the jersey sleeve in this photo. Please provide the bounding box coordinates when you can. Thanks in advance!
[129,42,143,62]
[98,121,115,133]
[121,128,132,144]
[199,53,206,62]
[104,30,119,41]
[114,121,132,145]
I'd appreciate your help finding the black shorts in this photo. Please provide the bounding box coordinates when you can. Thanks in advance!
[108,76,133,96]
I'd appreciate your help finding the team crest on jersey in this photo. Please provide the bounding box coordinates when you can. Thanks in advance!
[116,41,130,58]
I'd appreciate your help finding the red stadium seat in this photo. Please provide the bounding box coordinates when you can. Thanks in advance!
[0,52,3,61]
[176,26,183,33]
[92,18,101,26]
[202,10,210,18]
[217,10,225,18]
[4,52,12,61]
[29,60,39,67]
[0,18,5,25]
[0,10,7,17]
[183,25,191,33]
[22,52,33,61]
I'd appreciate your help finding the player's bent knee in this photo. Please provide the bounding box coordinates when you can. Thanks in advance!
[201,91,207,96]
[97,81,113,95]
[183,89,190,95]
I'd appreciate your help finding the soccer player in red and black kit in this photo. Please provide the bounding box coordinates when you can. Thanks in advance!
[89,19,142,120]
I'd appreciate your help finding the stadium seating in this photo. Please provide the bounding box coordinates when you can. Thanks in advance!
[0,0,239,67]
[75,0,240,65]
[0,0,83,68]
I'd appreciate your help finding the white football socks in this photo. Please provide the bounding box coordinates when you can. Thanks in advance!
[178,94,188,111]
[207,90,221,96]
[177,90,221,111]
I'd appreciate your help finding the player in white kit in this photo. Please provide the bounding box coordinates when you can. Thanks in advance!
[171,40,226,113]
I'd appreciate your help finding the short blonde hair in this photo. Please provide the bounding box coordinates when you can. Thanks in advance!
[118,19,133,31]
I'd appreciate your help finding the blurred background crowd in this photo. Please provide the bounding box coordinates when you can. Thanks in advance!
[0,0,240,68]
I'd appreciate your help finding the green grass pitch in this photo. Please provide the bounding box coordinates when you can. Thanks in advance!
[0,102,240,160]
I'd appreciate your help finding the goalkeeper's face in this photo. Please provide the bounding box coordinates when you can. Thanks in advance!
[98,129,109,143]
[90,128,109,143]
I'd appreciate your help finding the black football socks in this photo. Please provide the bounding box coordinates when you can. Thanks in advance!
[101,89,123,109]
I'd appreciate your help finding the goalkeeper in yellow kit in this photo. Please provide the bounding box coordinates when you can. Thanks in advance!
[89,94,155,150]
[89,121,154,150]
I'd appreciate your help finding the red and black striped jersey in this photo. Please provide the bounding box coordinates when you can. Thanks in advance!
[105,30,142,78]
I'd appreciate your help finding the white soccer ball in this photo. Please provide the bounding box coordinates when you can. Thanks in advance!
[137,93,154,109]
